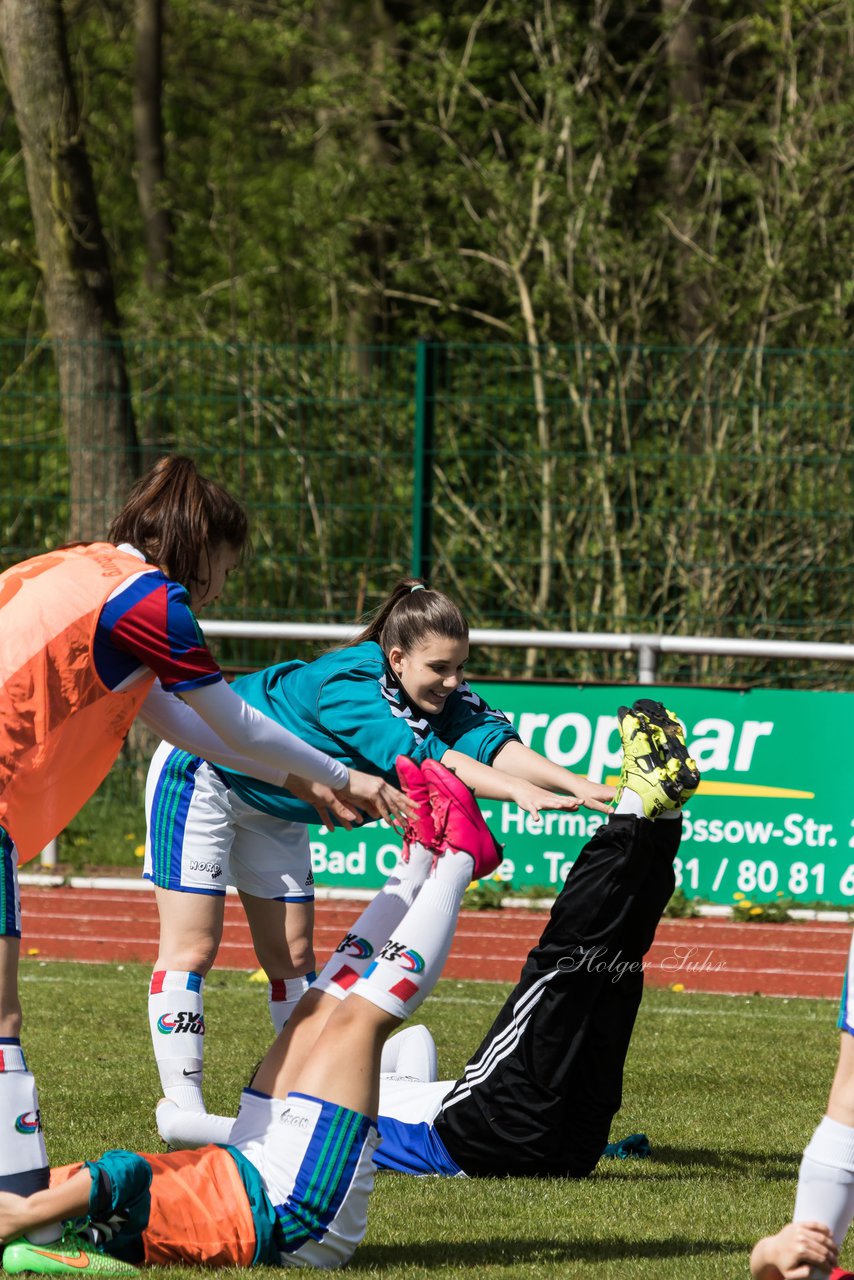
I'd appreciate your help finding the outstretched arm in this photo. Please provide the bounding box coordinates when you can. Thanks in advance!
[491,740,614,813]
[441,749,595,820]
[0,1169,91,1244]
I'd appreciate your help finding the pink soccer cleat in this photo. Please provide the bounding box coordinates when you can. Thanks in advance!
[421,758,503,881]
[395,755,437,860]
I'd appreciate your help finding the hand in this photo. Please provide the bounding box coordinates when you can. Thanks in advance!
[565,777,616,814]
[750,1222,838,1280]
[339,769,416,827]
[285,776,361,830]
[510,779,582,821]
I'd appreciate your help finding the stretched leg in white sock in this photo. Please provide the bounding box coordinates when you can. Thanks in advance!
[251,842,474,1114]
[157,843,439,1150]
[751,1027,854,1278]
[149,887,225,1111]
[312,842,434,1002]
[791,1032,854,1253]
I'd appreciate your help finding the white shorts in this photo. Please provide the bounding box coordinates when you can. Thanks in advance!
[144,742,313,901]
[838,930,854,1035]
[378,1076,450,1125]
[230,1088,380,1269]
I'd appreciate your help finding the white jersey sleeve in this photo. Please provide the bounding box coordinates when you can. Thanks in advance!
[139,679,349,789]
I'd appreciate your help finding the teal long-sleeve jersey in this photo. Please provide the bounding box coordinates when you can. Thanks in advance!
[214,641,520,824]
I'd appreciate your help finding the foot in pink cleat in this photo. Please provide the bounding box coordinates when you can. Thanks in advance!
[421,758,503,880]
[395,755,437,860]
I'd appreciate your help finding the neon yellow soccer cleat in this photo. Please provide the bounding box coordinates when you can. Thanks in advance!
[615,701,700,818]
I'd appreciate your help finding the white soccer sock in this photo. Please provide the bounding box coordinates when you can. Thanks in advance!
[613,790,681,819]
[794,1115,854,1247]
[268,972,315,1035]
[0,1041,50,1197]
[148,970,206,1110]
[379,1024,438,1081]
[352,849,471,1020]
[156,1098,234,1149]
[613,789,645,818]
[313,843,433,1002]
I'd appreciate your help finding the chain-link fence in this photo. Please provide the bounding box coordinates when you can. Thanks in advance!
[1,337,851,690]
[4,336,850,870]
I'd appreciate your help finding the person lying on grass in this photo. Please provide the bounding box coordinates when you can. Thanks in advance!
[0,757,498,1275]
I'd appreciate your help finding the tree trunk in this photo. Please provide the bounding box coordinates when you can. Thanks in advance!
[662,0,708,344]
[314,0,394,366]
[0,0,139,540]
[133,0,172,292]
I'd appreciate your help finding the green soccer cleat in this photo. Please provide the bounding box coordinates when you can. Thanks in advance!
[1,1228,139,1277]
[615,703,696,819]
[631,699,700,804]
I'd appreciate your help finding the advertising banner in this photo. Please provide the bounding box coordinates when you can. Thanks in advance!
[309,685,852,905]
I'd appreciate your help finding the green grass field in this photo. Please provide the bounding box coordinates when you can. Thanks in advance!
[18,959,848,1279]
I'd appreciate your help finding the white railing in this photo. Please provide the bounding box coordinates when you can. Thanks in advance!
[37,622,851,869]
[200,620,853,685]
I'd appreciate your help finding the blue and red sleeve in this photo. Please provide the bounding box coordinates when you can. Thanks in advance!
[94,571,223,693]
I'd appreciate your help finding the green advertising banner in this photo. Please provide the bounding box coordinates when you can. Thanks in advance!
[308,685,853,906]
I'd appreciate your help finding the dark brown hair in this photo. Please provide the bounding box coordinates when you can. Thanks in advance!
[352,578,468,655]
[108,455,249,593]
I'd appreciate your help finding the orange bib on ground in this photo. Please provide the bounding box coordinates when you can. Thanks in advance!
[51,1147,257,1268]
[0,543,157,862]
[142,1147,257,1266]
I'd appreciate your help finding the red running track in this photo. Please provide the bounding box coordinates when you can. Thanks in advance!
[17,884,850,999]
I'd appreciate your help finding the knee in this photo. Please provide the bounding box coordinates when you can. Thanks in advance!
[286,937,316,977]
[154,946,216,977]
[257,937,315,980]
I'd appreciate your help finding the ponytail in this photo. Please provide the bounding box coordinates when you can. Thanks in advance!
[108,455,249,592]
[351,578,468,654]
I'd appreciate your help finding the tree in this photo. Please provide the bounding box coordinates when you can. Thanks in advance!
[0,0,138,539]
[133,0,172,292]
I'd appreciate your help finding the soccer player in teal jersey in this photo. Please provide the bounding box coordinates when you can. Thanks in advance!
[144,578,615,1119]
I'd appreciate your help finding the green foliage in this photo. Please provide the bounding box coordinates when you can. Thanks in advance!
[462,875,511,910]
[20,964,851,1276]
[732,891,794,923]
[2,1,851,347]
[0,3,850,686]
[0,335,849,688]
[663,889,702,920]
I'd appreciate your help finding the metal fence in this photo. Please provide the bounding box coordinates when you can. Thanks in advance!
[1,337,851,688]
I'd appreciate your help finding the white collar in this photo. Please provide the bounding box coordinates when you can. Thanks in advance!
[117,543,146,562]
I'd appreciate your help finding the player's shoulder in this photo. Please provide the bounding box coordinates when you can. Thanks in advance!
[317,640,386,679]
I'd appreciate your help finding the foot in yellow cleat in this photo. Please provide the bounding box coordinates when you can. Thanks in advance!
[630,700,700,804]
[615,706,689,819]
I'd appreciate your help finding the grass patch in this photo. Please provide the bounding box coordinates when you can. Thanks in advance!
[19,961,847,1278]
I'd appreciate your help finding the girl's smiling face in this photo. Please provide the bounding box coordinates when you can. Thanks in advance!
[388,634,469,714]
